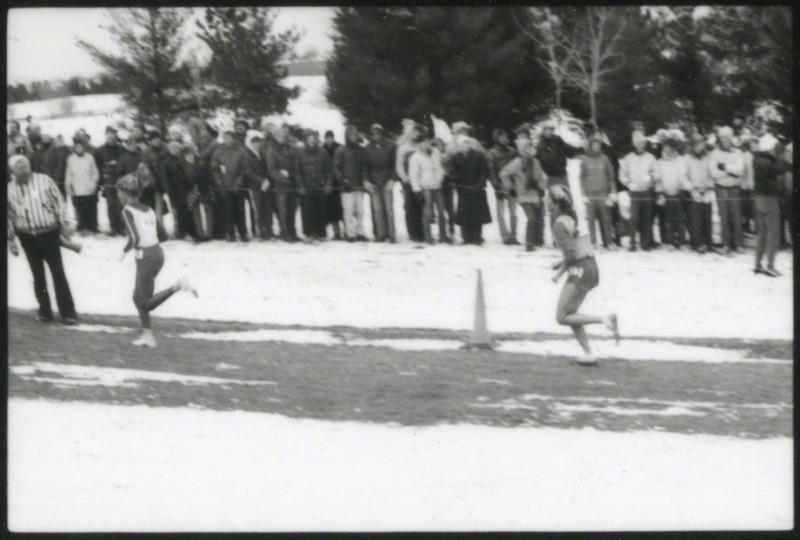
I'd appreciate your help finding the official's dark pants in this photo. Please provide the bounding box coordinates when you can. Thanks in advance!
[275,190,298,240]
[222,189,248,240]
[302,191,328,238]
[250,189,275,239]
[715,185,743,250]
[104,189,124,235]
[690,200,713,250]
[585,198,613,247]
[521,201,545,248]
[403,182,424,241]
[755,196,780,268]
[663,195,684,248]
[72,194,98,232]
[442,180,456,237]
[628,190,654,249]
[213,196,227,240]
[18,229,77,321]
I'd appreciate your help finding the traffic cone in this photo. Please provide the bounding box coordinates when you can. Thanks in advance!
[461,269,497,350]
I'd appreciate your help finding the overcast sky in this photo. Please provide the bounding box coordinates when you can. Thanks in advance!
[7,7,336,85]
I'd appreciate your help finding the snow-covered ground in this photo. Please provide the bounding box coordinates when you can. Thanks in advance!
[8,399,792,532]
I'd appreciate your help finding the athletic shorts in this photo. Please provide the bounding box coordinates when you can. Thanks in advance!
[566,256,599,292]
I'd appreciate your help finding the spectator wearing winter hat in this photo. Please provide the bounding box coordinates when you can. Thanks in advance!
[686,134,714,253]
[751,133,783,276]
[365,123,397,242]
[619,131,658,251]
[580,136,617,250]
[267,125,300,242]
[295,131,332,241]
[96,126,125,235]
[451,135,492,245]
[212,129,249,242]
[655,138,690,250]
[65,136,101,234]
[537,120,580,192]
[709,126,746,254]
[500,137,547,251]
[7,120,33,159]
[396,120,424,242]
[487,128,520,245]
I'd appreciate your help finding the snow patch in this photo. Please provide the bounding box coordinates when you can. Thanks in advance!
[181,329,340,345]
[57,324,133,334]
[553,403,708,417]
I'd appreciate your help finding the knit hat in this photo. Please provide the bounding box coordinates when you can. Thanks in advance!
[757,133,779,153]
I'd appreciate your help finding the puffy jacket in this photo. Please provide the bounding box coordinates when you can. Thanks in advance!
[266,142,297,190]
[408,148,444,191]
[365,140,396,186]
[500,155,547,204]
[211,142,246,191]
[619,150,658,192]
[487,144,518,192]
[656,154,690,196]
[65,151,100,196]
[708,147,745,187]
[752,151,781,196]
[579,152,616,197]
[296,145,332,190]
[334,127,368,190]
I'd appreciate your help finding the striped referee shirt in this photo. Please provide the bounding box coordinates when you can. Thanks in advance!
[7,172,69,242]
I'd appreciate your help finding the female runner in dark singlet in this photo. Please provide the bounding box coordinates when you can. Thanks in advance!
[117,174,197,348]
[549,185,619,365]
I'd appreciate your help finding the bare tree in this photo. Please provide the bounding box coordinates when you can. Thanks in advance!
[561,7,631,122]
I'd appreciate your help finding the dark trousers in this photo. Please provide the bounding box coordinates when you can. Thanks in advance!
[653,200,665,245]
[585,198,613,247]
[222,190,248,240]
[663,195,684,247]
[403,182,424,241]
[213,196,227,239]
[742,189,755,234]
[521,201,545,248]
[690,201,713,250]
[755,196,780,268]
[18,230,77,320]
[275,190,298,240]
[72,194,98,232]
[251,189,275,239]
[104,189,124,235]
[628,190,654,249]
[442,180,456,237]
[679,190,695,246]
[172,203,196,239]
[715,185,743,250]
[133,245,177,329]
[302,191,328,238]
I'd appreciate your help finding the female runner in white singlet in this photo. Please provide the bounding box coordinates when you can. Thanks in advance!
[548,185,619,365]
[117,174,197,348]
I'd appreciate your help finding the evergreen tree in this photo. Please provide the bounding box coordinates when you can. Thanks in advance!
[326,7,551,138]
[197,7,301,118]
[77,8,193,133]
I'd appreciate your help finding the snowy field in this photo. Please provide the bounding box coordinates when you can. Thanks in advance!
[8,399,793,532]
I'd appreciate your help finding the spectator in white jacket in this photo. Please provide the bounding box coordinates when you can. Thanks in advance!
[65,137,100,233]
[619,131,658,251]
[409,138,450,244]
[708,126,746,253]
[655,138,690,249]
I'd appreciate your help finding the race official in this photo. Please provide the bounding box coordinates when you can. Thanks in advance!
[7,155,78,324]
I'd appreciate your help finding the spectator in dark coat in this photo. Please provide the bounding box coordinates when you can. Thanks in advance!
[296,131,332,240]
[334,126,369,241]
[162,139,196,240]
[243,130,269,240]
[451,135,492,245]
[211,130,248,242]
[30,135,53,174]
[537,120,580,191]
[191,125,220,241]
[365,124,397,242]
[322,130,343,240]
[44,135,71,196]
[142,130,169,215]
[95,127,125,235]
[267,125,300,242]
[752,134,783,276]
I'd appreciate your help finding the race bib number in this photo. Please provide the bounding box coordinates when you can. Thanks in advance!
[568,266,584,278]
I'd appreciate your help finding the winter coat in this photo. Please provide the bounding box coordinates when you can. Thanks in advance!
[142,146,169,193]
[114,149,143,181]
[30,138,53,174]
[295,145,332,191]
[752,151,782,196]
[499,155,547,204]
[43,144,70,188]
[365,140,397,186]
[619,150,658,192]
[211,142,246,191]
[708,147,745,188]
[579,152,616,198]
[95,142,124,187]
[408,148,444,191]
[242,148,266,191]
[656,154,690,196]
[452,148,492,226]
[333,127,368,190]
[65,151,100,197]
[536,135,570,177]
[266,142,297,190]
[487,144,518,193]
[161,153,193,205]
